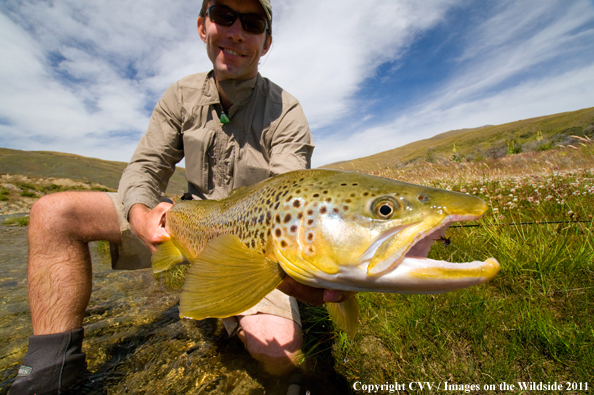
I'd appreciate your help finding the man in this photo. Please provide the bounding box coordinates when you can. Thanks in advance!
[10,0,352,394]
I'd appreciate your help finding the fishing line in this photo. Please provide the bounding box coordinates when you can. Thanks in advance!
[451,220,592,228]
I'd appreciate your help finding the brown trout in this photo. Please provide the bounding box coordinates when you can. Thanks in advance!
[152,169,499,339]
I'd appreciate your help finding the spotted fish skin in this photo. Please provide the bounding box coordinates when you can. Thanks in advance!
[154,169,499,338]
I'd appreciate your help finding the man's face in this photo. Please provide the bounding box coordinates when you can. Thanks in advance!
[198,0,272,81]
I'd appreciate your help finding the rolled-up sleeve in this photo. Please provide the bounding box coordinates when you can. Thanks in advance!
[118,83,185,218]
[268,98,314,175]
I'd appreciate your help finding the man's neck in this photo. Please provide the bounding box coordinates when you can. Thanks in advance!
[216,79,233,111]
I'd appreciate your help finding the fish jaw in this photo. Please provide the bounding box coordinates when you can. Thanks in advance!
[303,256,500,294]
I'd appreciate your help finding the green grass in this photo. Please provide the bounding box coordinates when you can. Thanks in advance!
[302,163,594,392]
[3,216,30,226]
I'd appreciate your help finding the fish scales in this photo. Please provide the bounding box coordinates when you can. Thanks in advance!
[153,169,500,339]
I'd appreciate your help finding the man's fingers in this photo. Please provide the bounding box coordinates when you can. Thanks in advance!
[277,277,357,306]
[277,277,325,306]
[323,289,357,303]
[150,202,173,244]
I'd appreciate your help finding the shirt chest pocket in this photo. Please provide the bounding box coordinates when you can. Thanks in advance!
[183,125,239,195]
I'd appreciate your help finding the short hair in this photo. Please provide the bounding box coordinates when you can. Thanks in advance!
[199,0,272,38]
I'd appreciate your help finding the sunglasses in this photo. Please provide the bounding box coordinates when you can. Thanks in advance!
[207,5,269,35]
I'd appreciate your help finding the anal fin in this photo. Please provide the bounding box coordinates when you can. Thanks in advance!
[325,296,360,341]
[180,233,284,320]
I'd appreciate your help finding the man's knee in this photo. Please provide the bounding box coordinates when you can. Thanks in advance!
[29,192,120,242]
[238,314,303,375]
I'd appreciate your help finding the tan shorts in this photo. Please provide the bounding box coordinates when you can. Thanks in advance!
[105,192,301,330]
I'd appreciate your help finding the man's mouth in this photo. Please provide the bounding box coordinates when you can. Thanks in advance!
[222,47,243,57]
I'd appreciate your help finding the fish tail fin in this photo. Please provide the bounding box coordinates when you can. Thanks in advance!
[325,296,360,341]
[152,239,186,273]
[180,233,284,320]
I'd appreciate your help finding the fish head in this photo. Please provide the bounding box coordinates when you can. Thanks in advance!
[270,170,498,293]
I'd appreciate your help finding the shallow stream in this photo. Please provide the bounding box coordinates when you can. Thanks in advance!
[0,225,350,394]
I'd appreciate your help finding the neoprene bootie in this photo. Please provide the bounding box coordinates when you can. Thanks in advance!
[9,328,88,395]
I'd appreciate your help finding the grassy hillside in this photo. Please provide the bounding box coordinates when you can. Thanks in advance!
[323,106,594,172]
[0,148,187,196]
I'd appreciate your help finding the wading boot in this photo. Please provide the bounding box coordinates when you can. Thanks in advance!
[9,328,88,395]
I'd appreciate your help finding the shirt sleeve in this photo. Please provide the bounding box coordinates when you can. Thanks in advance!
[117,82,185,218]
[268,98,315,175]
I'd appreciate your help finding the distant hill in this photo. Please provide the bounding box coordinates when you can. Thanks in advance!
[322,107,594,172]
[0,148,188,195]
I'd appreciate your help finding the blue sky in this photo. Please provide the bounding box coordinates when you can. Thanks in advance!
[1,0,593,168]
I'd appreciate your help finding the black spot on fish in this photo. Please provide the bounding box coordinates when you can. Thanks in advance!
[275,229,282,237]
[341,183,347,186]
[313,193,320,198]
[284,214,292,223]
[286,195,293,203]
[296,189,302,194]
[297,212,303,220]
[320,206,327,214]
[293,200,301,208]
[251,240,256,249]
[333,208,340,214]
[345,199,352,203]
[352,183,358,186]
[280,240,288,248]
[307,219,314,226]
[274,202,280,210]
[363,192,369,196]
[343,206,349,211]
[307,209,314,216]
[325,197,332,203]
[307,232,314,241]
[323,190,328,194]
[290,225,298,233]
[275,214,281,224]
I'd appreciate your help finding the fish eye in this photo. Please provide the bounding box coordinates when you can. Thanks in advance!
[372,197,400,219]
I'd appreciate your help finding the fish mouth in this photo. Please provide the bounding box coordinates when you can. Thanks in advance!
[353,214,499,291]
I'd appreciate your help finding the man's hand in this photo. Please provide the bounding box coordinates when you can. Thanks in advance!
[277,276,357,306]
[128,202,172,252]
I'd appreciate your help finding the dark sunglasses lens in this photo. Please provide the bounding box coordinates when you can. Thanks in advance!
[208,6,236,26]
[208,6,267,34]
[241,15,267,34]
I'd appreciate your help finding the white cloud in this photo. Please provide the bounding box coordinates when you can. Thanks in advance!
[263,0,461,128]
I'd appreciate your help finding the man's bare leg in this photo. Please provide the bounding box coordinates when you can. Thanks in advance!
[9,192,121,395]
[237,314,304,376]
[27,191,121,335]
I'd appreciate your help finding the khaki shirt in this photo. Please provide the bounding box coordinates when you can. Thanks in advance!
[118,71,314,218]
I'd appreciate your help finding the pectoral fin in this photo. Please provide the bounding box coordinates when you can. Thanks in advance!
[152,239,186,273]
[180,233,284,320]
[325,296,360,341]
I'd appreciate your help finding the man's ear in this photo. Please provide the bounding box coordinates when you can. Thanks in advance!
[197,17,207,43]
[261,35,272,56]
